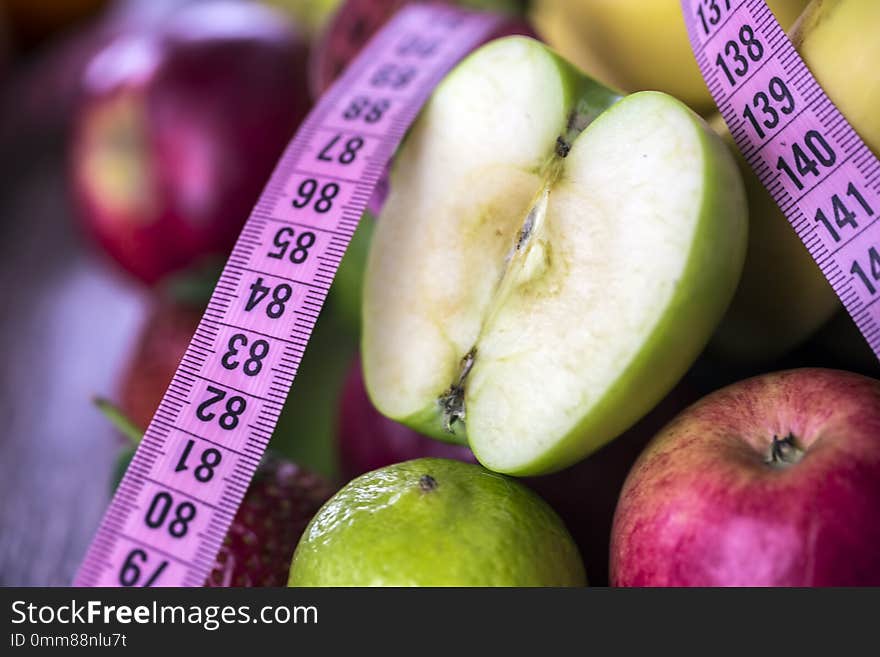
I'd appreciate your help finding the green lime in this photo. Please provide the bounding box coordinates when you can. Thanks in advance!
[288,458,586,586]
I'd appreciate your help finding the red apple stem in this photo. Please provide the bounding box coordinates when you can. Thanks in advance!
[765,433,804,468]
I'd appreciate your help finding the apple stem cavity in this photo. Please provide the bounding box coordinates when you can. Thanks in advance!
[765,434,805,468]
[554,99,610,160]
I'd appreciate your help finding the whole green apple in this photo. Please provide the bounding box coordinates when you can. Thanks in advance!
[288,457,585,586]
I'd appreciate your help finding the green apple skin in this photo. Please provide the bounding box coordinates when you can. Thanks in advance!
[362,37,748,476]
[271,309,355,478]
[328,213,374,335]
[529,0,625,92]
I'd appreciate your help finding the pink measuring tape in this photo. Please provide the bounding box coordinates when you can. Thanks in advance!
[682,0,880,360]
[74,4,504,587]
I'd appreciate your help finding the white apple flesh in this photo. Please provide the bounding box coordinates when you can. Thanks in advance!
[363,37,748,475]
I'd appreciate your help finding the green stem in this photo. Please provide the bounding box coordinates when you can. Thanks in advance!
[93,397,144,447]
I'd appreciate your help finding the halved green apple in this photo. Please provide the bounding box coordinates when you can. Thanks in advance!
[362,37,747,476]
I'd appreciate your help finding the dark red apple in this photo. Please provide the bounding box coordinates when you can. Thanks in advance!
[526,382,698,586]
[311,0,534,98]
[0,0,202,149]
[118,298,203,432]
[337,356,476,480]
[116,291,357,478]
[336,356,698,585]
[611,368,880,587]
[1,0,109,51]
[309,0,535,215]
[70,1,311,285]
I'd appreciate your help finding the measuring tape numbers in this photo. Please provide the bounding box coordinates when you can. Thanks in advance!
[682,0,880,360]
[74,4,503,587]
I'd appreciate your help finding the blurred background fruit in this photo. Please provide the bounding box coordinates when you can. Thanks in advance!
[118,298,203,433]
[0,0,205,158]
[328,216,373,334]
[709,0,880,363]
[115,291,356,480]
[530,0,809,116]
[811,311,880,378]
[69,0,311,285]
[0,11,9,80]
[527,0,621,91]
[308,0,533,100]
[261,0,343,39]
[0,0,110,51]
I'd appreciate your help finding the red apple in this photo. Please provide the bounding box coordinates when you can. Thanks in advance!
[70,1,311,285]
[336,356,698,584]
[611,368,880,587]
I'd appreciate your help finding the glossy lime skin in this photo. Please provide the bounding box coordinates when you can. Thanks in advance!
[288,458,586,586]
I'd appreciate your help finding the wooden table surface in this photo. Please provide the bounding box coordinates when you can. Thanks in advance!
[0,135,149,586]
